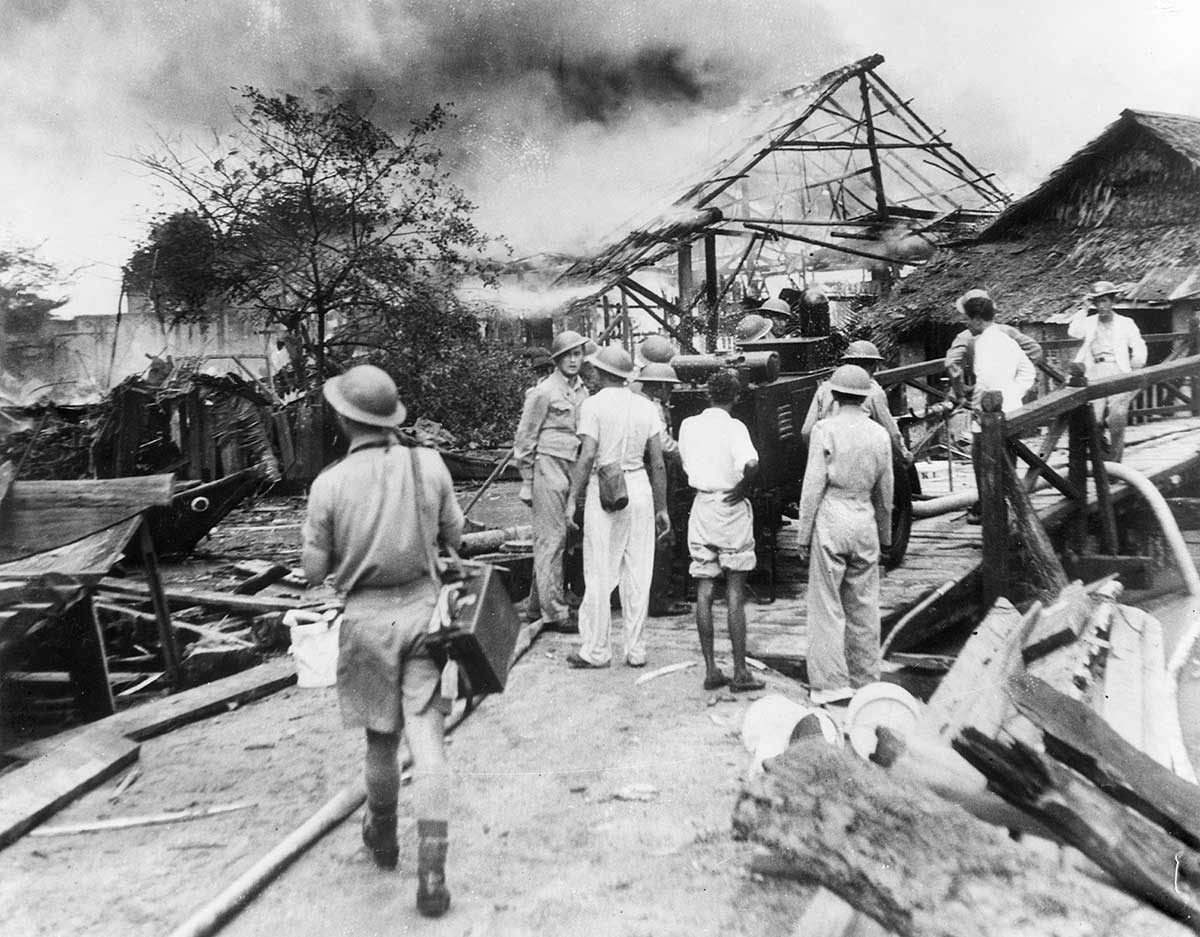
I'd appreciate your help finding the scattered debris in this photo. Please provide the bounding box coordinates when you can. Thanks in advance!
[609,783,660,803]
[634,661,697,686]
[30,801,257,837]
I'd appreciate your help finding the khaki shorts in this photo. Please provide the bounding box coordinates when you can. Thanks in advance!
[688,493,757,578]
[338,581,451,734]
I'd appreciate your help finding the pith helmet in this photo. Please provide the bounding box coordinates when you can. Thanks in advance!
[841,340,883,362]
[1087,280,1121,301]
[638,362,680,384]
[827,364,872,396]
[323,365,406,427]
[759,297,791,317]
[639,335,676,363]
[954,288,994,317]
[549,330,588,359]
[589,345,637,381]
[735,314,773,342]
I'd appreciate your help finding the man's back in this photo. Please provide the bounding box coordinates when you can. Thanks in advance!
[578,386,661,470]
[304,443,463,594]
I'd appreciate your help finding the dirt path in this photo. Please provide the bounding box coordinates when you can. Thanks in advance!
[0,625,812,937]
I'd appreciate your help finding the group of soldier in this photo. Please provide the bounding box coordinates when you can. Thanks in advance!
[298,276,1146,914]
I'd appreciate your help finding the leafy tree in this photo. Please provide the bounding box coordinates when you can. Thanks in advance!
[0,244,68,332]
[133,87,497,386]
[123,211,224,326]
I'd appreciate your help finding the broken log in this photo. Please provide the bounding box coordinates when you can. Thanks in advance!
[231,563,290,595]
[1008,673,1200,849]
[733,740,1187,937]
[458,525,533,557]
[98,579,315,614]
[954,728,1200,929]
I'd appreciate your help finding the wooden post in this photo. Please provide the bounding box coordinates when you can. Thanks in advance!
[1067,363,1090,553]
[1003,455,1069,600]
[703,233,719,352]
[619,289,633,356]
[601,294,611,339]
[65,594,116,720]
[1189,316,1200,417]
[676,243,694,351]
[139,521,183,690]
[858,73,888,219]
[1085,409,1120,555]
[978,390,1008,604]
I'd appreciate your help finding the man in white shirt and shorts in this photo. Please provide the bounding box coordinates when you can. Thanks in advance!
[678,369,765,693]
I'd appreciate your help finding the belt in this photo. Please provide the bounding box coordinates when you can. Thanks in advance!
[694,488,734,494]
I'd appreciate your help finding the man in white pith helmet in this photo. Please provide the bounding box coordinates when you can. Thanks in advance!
[565,345,671,669]
[800,339,910,461]
[1068,280,1147,461]
[301,364,460,916]
[513,330,590,632]
[797,364,894,707]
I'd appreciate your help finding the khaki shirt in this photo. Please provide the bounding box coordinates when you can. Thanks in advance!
[513,370,589,482]
[302,437,463,595]
[801,380,909,459]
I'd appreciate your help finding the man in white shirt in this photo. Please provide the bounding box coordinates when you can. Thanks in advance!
[565,346,670,669]
[678,369,765,693]
[952,289,1036,522]
[1068,280,1147,461]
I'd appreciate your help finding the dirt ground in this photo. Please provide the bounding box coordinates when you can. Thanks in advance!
[4,488,1199,936]
[0,487,817,937]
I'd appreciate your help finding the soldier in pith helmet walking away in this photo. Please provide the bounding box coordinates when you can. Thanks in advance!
[301,364,461,917]
[797,364,894,707]
[513,331,590,633]
[1068,280,1147,461]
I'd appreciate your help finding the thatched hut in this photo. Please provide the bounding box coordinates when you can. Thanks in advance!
[862,109,1200,370]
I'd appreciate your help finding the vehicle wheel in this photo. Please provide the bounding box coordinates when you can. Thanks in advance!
[882,457,918,569]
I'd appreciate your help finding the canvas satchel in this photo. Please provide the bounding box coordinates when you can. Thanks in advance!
[596,397,637,512]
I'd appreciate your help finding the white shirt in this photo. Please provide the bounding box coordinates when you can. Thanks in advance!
[678,407,759,492]
[972,323,1036,413]
[577,386,662,472]
[1067,308,1147,375]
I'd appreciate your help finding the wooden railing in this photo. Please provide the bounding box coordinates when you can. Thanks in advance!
[973,353,1200,604]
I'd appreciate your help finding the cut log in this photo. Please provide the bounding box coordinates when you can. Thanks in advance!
[954,728,1200,929]
[231,563,290,595]
[1007,673,1200,849]
[733,739,1188,937]
[0,729,139,849]
[1021,580,1097,664]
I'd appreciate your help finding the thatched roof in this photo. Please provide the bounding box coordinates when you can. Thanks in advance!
[862,109,1200,354]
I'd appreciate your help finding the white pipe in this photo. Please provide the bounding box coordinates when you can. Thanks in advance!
[912,491,977,518]
[1102,461,1200,597]
[1102,460,1200,783]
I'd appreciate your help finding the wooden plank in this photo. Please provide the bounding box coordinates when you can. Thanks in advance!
[921,597,1030,740]
[98,579,316,614]
[0,729,139,848]
[1003,386,1088,438]
[1021,581,1092,664]
[232,563,291,595]
[1102,600,1146,753]
[6,657,296,762]
[1063,554,1155,591]
[0,516,141,579]
[1137,611,1174,771]
[64,595,116,720]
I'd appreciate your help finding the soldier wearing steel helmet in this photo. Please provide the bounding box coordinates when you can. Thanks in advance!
[301,364,461,916]
[796,364,894,707]
[800,340,911,462]
[513,330,590,632]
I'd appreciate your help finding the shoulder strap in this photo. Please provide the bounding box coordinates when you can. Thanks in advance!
[409,447,442,587]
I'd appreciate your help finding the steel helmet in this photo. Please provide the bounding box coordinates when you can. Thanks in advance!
[735,314,773,343]
[759,297,791,317]
[589,345,637,381]
[323,364,406,427]
[549,330,588,359]
[841,340,883,362]
[639,335,676,363]
[638,362,680,384]
[1088,280,1121,300]
[826,364,872,396]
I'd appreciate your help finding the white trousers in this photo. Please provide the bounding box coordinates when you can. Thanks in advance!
[577,470,655,666]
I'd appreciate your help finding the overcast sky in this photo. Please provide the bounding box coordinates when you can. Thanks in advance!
[3,0,1198,317]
